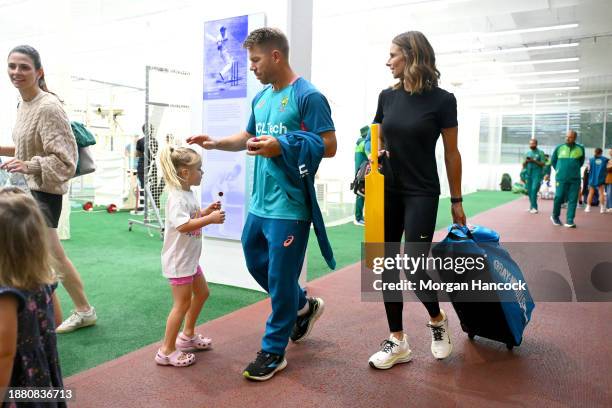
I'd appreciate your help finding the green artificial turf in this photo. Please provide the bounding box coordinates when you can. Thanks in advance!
[56,190,519,376]
[57,211,266,377]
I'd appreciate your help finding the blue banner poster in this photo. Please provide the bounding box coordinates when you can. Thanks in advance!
[203,15,248,100]
[201,152,246,240]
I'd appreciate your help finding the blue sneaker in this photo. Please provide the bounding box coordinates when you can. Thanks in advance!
[243,351,287,381]
[550,216,562,226]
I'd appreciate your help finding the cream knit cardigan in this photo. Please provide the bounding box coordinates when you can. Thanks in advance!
[12,91,77,195]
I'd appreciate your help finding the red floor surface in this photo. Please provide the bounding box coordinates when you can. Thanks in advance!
[66,197,612,407]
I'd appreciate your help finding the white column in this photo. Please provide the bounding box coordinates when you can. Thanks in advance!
[566,93,571,131]
[287,0,314,287]
[531,95,536,139]
[287,0,313,81]
[602,94,608,148]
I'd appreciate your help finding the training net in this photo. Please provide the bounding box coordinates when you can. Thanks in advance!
[128,66,192,239]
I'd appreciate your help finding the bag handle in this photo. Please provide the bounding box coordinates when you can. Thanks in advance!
[446,223,475,241]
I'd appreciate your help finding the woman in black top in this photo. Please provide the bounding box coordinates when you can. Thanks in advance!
[368,31,466,370]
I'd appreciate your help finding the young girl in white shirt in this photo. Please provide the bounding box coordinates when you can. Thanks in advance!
[156,146,225,367]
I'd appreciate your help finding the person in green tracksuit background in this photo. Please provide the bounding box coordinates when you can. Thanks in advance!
[543,154,552,182]
[551,130,585,228]
[523,138,546,213]
[354,125,371,225]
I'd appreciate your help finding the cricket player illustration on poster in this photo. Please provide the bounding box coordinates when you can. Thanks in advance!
[203,15,248,100]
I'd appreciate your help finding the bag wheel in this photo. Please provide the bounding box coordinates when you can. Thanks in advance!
[468,333,475,340]
[506,343,514,350]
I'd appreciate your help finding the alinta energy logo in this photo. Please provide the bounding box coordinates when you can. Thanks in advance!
[256,122,287,136]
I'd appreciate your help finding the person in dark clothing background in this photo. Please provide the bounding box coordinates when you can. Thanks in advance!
[136,124,164,209]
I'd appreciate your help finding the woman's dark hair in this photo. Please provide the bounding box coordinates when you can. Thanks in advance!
[8,45,59,98]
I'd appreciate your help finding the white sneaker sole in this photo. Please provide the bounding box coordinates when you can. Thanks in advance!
[368,352,412,370]
[56,317,97,334]
[243,358,287,381]
[293,298,325,343]
[432,342,453,360]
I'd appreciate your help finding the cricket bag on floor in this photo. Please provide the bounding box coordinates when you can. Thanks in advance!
[431,224,535,349]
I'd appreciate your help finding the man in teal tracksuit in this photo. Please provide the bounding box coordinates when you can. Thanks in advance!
[188,28,337,381]
[551,130,585,228]
[354,125,371,225]
[524,138,546,213]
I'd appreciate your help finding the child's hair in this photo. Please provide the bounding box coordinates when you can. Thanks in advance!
[0,187,54,290]
[159,146,202,189]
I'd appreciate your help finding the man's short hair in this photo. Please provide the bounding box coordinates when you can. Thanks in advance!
[568,129,578,137]
[595,147,603,155]
[243,27,289,57]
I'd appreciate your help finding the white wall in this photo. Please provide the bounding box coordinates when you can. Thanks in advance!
[0,0,288,141]
[311,4,481,198]
[0,0,290,292]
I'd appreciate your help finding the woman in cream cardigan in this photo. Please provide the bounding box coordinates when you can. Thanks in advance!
[1,45,97,333]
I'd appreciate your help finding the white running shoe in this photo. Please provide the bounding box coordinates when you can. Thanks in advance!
[368,334,412,369]
[585,205,591,213]
[56,307,97,333]
[428,309,453,360]
[600,206,605,214]
[529,209,538,214]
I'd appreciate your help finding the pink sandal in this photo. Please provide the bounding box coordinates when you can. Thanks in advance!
[176,332,212,351]
[155,349,195,367]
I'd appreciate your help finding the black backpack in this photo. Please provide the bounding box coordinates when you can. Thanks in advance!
[500,173,512,191]
[350,160,370,197]
[350,153,392,197]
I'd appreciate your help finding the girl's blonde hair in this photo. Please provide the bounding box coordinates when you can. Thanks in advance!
[159,146,202,189]
[392,31,440,94]
[0,187,54,290]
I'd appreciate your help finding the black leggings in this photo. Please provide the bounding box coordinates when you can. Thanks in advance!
[382,191,440,332]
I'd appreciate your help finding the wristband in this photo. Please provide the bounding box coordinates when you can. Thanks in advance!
[450,197,463,204]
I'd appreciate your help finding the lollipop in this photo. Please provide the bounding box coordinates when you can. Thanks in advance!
[217,191,224,209]
[248,137,260,151]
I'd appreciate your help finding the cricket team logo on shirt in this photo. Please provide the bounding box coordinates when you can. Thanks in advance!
[280,96,289,112]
